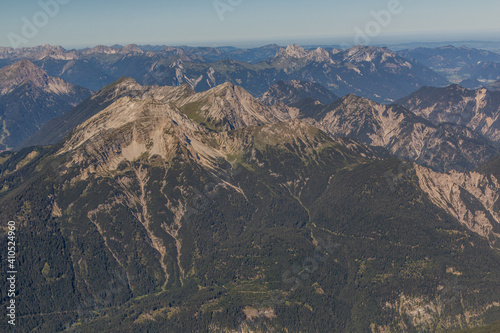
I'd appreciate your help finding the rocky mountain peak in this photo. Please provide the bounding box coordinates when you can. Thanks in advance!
[4,58,39,72]
[0,60,77,95]
[277,44,308,58]
[95,77,143,100]
[215,81,237,90]
[178,82,297,131]
[307,47,331,62]
[82,45,120,55]
[39,44,66,52]
[446,83,469,92]
[59,96,209,171]
[120,44,144,54]
[92,77,197,107]
[111,76,142,89]
[198,81,253,101]
[398,84,500,143]
[345,45,395,62]
[337,93,372,105]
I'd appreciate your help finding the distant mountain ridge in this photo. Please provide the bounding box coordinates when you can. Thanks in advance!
[0,43,449,103]
[259,80,339,106]
[397,45,500,88]
[398,45,500,70]
[265,44,448,102]
[396,84,500,143]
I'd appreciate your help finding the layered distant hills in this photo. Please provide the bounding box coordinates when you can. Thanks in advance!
[4,43,500,101]
[0,43,450,103]
[397,46,500,71]
[398,45,500,89]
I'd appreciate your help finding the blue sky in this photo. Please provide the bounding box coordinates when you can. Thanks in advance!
[1,0,500,48]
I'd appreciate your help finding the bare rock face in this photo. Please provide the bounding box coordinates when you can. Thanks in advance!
[397,84,500,143]
[301,94,500,172]
[275,44,310,59]
[52,80,304,176]
[17,78,195,149]
[178,82,298,131]
[59,96,209,172]
[0,43,449,103]
[0,60,84,96]
[415,164,500,247]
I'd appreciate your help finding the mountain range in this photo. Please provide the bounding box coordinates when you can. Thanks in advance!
[397,46,500,89]
[1,42,500,332]
[294,94,499,172]
[397,46,500,71]
[0,44,451,103]
[19,78,500,173]
[1,77,500,332]
[396,84,500,144]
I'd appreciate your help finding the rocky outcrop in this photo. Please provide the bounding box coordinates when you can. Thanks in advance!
[177,82,298,131]
[301,94,500,172]
[0,60,88,96]
[397,84,500,143]
[415,164,500,247]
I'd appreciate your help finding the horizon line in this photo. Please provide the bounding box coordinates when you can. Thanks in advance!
[2,38,500,51]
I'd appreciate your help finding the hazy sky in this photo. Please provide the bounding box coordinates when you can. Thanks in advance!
[1,0,500,48]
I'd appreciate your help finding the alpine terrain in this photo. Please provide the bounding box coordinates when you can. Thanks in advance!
[0,60,92,150]
[0,79,499,332]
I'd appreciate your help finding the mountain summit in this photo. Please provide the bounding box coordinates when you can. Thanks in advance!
[276,44,309,58]
[0,61,91,150]
[177,81,298,131]
[0,60,83,96]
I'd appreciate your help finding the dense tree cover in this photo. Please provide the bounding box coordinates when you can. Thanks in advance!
[456,320,500,333]
[0,136,499,332]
